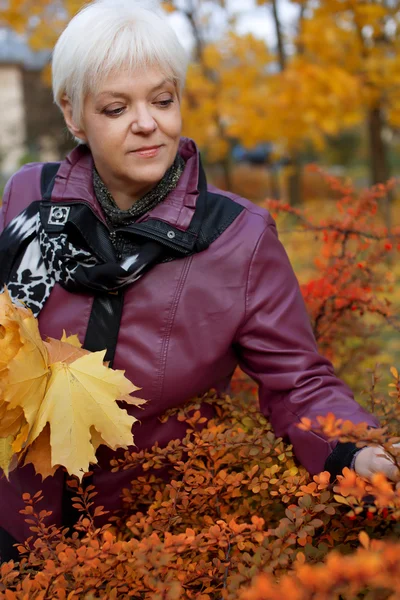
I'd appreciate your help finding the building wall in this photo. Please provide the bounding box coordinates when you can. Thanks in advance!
[22,69,74,160]
[0,64,75,186]
[0,64,26,178]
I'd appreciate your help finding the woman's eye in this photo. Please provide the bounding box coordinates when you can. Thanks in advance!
[103,106,125,116]
[155,99,174,108]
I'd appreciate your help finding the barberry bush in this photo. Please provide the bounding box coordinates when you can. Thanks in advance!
[2,174,400,599]
[268,169,400,387]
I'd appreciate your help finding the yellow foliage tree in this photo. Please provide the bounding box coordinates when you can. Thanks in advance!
[291,0,400,221]
[2,0,398,206]
[183,33,274,160]
[176,0,365,203]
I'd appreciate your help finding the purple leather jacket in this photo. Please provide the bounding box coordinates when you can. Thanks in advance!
[0,138,378,542]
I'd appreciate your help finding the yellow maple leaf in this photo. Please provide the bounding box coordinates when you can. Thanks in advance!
[0,291,49,430]
[0,436,15,478]
[1,343,49,432]
[60,331,82,348]
[29,351,141,479]
[0,291,31,371]
[0,290,145,480]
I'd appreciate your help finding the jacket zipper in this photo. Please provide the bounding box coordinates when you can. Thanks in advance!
[53,200,184,253]
[115,226,191,254]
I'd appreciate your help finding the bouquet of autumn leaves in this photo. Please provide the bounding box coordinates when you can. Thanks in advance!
[0,289,144,481]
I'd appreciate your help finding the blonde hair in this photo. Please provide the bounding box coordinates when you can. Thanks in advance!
[52,0,188,128]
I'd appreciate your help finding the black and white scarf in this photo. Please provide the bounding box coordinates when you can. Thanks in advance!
[0,201,164,316]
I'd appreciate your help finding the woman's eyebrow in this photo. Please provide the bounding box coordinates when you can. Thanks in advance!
[97,91,129,99]
[151,78,174,91]
[96,79,174,100]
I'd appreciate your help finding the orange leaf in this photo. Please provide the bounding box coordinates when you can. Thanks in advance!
[24,425,58,480]
[0,402,26,438]
[359,531,370,549]
[11,422,30,453]
[0,318,21,372]
[44,338,89,365]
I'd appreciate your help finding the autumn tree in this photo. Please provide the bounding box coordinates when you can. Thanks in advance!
[295,0,400,225]
[256,0,303,204]
[182,31,274,189]
[175,0,364,203]
[170,0,247,190]
[1,0,399,209]
[178,0,400,210]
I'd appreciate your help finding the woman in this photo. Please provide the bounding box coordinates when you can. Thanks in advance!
[0,0,396,562]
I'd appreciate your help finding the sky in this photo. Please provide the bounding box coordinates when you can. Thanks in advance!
[167,0,301,54]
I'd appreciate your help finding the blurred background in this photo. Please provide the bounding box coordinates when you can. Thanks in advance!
[1,0,399,209]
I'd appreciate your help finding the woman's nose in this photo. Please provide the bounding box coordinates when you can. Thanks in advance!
[131,106,157,133]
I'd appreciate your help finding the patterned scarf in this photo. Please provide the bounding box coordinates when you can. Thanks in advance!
[0,157,185,316]
[93,154,185,261]
[94,154,185,228]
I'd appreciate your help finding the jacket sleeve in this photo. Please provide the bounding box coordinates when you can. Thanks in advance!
[235,218,379,475]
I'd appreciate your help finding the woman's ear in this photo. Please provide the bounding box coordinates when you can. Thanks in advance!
[60,96,87,142]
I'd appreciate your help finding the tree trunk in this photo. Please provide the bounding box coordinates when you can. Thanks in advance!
[368,106,390,185]
[221,153,233,191]
[271,0,303,204]
[268,167,280,199]
[271,0,286,71]
[286,157,302,206]
[368,105,392,231]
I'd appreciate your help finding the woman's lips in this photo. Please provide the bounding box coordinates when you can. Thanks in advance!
[133,145,163,158]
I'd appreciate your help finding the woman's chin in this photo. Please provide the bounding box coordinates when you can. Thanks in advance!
[125,164,173,185]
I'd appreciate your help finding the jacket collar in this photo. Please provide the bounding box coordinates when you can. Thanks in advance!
[51,137,202,232]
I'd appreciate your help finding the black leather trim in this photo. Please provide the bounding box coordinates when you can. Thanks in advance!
[117,219,198,253]
[83,292,124,366]
[0,527,19,563]
[198,191,244,247]
[40,162,61,200]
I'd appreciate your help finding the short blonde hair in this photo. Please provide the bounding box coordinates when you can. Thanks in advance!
[52,0,188,127]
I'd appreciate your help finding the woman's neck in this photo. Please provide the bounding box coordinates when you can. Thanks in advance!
[92,154,185,226]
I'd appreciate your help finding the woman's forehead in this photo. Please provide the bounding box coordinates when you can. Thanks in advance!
[90,66,176,98]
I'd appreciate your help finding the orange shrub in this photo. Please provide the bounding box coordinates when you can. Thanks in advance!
[1,388,400,599]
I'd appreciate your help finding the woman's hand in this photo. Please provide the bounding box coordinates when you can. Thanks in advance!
[354,445,400,482]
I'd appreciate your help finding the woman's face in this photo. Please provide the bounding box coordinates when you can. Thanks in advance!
[63,67,183,202]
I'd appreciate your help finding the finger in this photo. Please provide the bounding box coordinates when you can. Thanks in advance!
[380,460,400,482]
